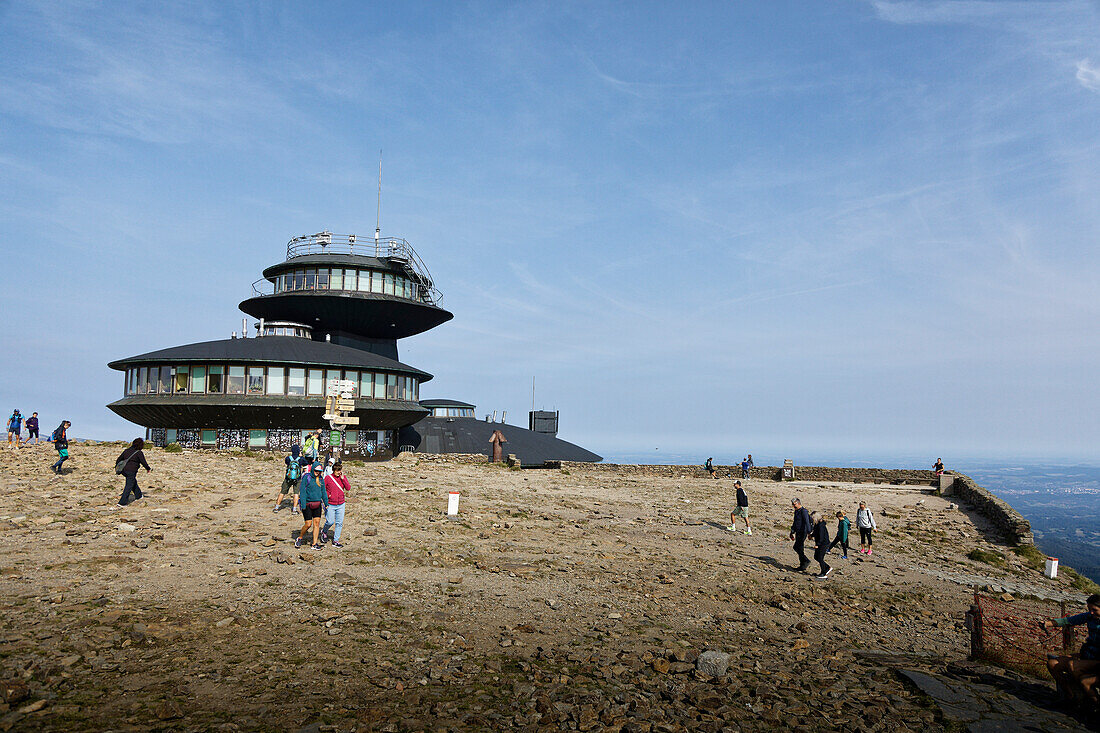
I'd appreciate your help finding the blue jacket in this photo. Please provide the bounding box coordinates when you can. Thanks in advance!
[1055,613,1100,660]
[299,472,327,507]
[791,507,811,537]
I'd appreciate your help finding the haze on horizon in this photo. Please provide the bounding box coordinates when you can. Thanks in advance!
[1,1,1098,466]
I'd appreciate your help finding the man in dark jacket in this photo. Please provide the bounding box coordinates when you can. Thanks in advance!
[789,498,812,571]
[24,413,39,445]
[115,438,152,507]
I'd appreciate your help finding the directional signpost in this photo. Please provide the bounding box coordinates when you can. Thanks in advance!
[326,379,359,433]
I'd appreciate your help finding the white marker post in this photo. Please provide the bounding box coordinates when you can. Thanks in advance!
[447,491,460,517]
[1045,557,1059,579]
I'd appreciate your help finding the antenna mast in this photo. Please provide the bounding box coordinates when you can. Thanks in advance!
[375,151,382,243]
[531,376,535,412]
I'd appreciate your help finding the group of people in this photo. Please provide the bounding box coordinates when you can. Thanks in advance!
[705,454,754,480]
[8,409,72,474]
[271,429,350,550]
[721,477,878,581]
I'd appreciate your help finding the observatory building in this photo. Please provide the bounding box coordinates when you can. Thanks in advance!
[107,232,451,459]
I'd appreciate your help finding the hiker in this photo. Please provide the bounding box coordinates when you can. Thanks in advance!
[727,480,751,535]
[49,421,70,473]
[705,457,717,478]
[856,501,877,555]
[7,409,22,448]
[830,510,851,559]
[741,456,751,480]
[302,429,321,463]
[789,498,812,572]
[295,462,327,550]
[24,413,39,445]
[274,444,302,513]
[811,511,832,580]
[322,461,349,548]
[933,458,945,475]
[1042,594,1100,706]
[115,438,151,507]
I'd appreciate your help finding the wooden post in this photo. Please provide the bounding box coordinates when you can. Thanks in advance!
[1060,601,1072,654]
[966,588,983,660]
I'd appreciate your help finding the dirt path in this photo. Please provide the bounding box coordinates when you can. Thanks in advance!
[0,443,1085,731]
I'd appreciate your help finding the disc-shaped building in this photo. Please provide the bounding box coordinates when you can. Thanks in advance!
[108,232,451,459]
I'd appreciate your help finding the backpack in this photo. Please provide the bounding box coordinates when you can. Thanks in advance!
[285,459,301,481]
[50,429,59,442]
[115,452,132,475]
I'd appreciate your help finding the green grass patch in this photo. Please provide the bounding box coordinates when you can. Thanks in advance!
[1010,544,1047,571]
[1063,566,1100,594]
[968,548,1006,568]
[163,443,183,453]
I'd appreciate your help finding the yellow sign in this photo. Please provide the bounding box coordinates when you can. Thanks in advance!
[331,416,360,425]
[336,399,356,411]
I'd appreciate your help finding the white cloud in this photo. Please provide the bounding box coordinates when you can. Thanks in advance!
[1077,59,1100,92]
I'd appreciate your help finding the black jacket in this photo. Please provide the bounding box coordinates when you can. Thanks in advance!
[117,447,150,475]
[813,521,831,548]
[52,425,68,449]
[736,487,748,507]
[791,507,811,536]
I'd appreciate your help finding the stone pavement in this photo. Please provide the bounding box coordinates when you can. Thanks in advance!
[896,661,1096,732]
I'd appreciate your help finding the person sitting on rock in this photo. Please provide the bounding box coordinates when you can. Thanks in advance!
[789,498,812,572]
[1042,594,1100,706]
[811,511,832,580]
[933,458,945,475]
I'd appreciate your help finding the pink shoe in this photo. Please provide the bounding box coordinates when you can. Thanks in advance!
[867,548,873,556]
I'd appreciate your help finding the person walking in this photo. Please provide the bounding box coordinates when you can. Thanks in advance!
[741,456,751,480]
[705,457,717,478]
[7,410,23,448]
[322,461,349,548]
[812,511,832,580]
[830,510,851,559]
[24,413,39,445]
[789,498,812,572]
[295,462,327,550]
[274,444,303,512]
[115,438,151,507]
[302,429,321,463]
[1042,594,1100,706]
[856,501,877,555]
[49,420,71,473]
[726,480,751,535]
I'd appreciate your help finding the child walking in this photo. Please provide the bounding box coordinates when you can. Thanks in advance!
[856,501,877,555]
[726,480,751,535]
[831,510,851,559]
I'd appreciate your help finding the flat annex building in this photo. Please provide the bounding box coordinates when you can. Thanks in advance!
[107,232,452,460]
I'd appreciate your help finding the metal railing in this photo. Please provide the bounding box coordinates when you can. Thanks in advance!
[248,232,443,306]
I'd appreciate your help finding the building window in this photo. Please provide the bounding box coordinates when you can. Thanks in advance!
[166,428,177,444]
[371,270,384,293]
[136,367,147,394]
[190,366,207,394]
[304,269,316,289]
[293,271,304,290]
[201,430,216,446]
[343,269,356,291]
[344,371,358,397]
[288,368,306,396]
[267,367,285,395]
[317,268,329,290]
[373,372,386,399]
[226,366,245,395]
[307,369,324,396]
[325,369,341,395]
[207,366,224,394]
[345,429,358,445]
[357,269,370,292]
[359,372,372,398]
[384,272,395,295]
[413,379,419,401]
[330,268,343,291]
[248,366,265,395]
[249,429,267,448]
[386,373,398,399]
[159,366,172,394]
[174,366,189,394]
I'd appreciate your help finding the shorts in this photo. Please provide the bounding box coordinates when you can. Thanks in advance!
[281,477,300,494]
[27,429,38,438]
[732,505,748,519]
[302,502,324,520]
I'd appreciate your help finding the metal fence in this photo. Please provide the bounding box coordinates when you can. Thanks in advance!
[966,592,1084,676]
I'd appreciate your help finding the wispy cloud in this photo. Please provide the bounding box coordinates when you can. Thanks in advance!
[1077,59,1100,92]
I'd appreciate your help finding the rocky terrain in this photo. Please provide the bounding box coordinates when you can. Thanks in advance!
[0,443,1093,732]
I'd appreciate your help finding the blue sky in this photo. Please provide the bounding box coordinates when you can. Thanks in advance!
[1,1,1098,465]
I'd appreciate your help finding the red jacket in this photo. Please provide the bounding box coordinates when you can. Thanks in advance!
[324,474,349,505]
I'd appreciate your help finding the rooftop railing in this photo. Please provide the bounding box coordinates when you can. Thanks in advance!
[248,232,443,305]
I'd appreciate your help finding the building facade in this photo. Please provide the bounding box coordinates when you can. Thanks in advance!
[107,232,452,460]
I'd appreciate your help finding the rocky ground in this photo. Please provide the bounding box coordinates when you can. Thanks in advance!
[0,443,1093,732]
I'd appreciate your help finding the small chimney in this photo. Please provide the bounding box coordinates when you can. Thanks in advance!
[242,318,247,338]
[232,331,237,339]
[325,333,331,342]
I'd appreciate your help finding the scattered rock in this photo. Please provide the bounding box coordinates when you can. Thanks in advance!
[696,650,730,677]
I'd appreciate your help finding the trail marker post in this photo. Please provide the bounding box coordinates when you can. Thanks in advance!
[447,491,460,516]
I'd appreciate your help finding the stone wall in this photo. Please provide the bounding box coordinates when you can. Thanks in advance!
[948,472,1034,546]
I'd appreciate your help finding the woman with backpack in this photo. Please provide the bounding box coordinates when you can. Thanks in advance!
[295,462,327,550]
[115,438,151,508]
[49,420,71,473]
[274,444,302,513]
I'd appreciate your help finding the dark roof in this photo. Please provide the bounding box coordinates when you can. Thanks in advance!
[419,398,476,409]
[107,336,432,380]
[399,417,601,464]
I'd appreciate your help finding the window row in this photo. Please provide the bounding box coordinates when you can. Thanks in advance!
[124,365,419,401]
[166,428,380,449]
[431,407,475,417]
[273,267,423,301]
